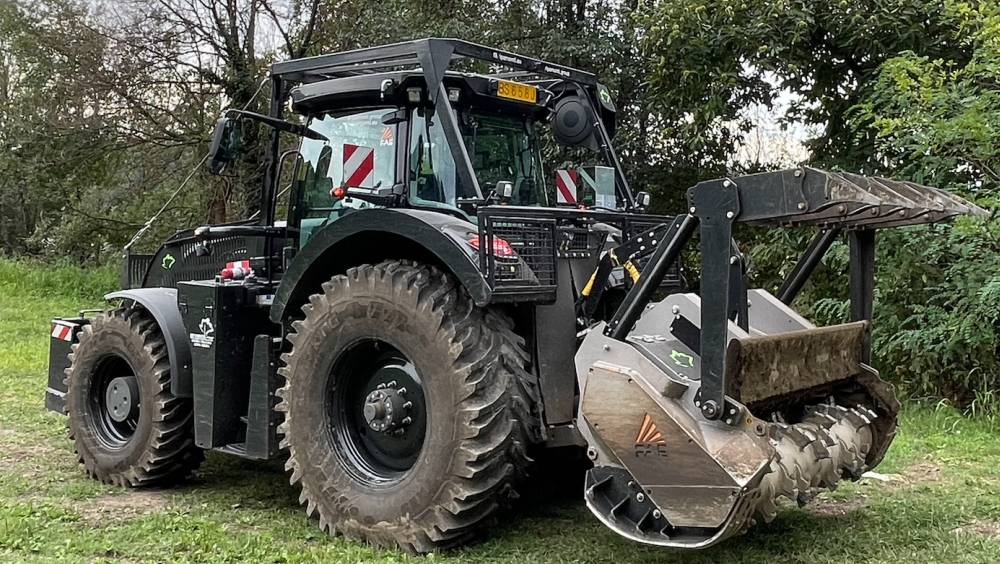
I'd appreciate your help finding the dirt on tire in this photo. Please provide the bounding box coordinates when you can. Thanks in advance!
[277,260,540,552]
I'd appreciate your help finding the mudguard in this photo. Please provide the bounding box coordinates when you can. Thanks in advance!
[105,288,193,397]
[270,208,490,324]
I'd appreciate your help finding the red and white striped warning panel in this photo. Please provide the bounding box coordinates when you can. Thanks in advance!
[51,321,75,342]
[555,169,578,205]
[343,144,375,188]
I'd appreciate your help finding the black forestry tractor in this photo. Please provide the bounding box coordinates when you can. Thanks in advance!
[45,39,986,552]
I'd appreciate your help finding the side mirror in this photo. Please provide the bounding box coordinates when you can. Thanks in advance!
[635,191,652,209]
[207,118,243,175]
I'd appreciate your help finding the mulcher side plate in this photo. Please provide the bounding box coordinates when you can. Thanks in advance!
[575,290,895,548]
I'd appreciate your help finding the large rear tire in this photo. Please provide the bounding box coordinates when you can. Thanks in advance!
[278,261,539,552]
[65,305,203,486]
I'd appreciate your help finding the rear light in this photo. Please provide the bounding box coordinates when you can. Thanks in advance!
[468,236,516,258]
[219,260,252,281]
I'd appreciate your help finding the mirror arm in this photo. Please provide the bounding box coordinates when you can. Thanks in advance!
[224,109,328,141]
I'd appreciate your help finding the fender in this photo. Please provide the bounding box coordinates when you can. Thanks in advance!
[105,288,193,397]
[270,208,491,324]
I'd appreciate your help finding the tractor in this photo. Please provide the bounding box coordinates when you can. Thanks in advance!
[44,38,986,552]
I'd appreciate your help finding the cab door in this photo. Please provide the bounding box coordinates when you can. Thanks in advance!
[290,108,401,247]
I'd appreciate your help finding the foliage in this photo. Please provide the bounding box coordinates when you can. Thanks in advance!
[640,0,970,170]
[831,1,999,410]
[0,257,116,300]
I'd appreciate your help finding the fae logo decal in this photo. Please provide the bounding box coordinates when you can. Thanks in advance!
[190,317,215,349]
[634,413,668,458]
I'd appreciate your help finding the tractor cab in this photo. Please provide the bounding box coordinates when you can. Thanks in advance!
[203,41,638,254]
[284,70,623,246]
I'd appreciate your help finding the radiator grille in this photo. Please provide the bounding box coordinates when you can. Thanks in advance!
[146,236,251,287]
[121,254,154,289]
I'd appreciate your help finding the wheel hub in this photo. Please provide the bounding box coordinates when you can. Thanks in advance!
[105,376,139,423]
[328,340,428,484]
[362,382,413,433]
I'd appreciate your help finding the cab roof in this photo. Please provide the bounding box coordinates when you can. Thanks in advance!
[271,38,599,97]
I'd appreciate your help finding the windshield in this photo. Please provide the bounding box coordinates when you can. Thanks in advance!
[409,110,548,208]
[465,114,548,206]
[293,105,618,230]
[409,108,619,211]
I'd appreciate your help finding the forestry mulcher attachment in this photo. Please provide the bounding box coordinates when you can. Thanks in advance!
[573,168,984,547]
[43,38,986,553]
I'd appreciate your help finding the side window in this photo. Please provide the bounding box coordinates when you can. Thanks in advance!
[293,109,397,244]
[408,110,471,209]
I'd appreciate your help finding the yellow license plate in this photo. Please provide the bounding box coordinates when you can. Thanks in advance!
[496,80,538,104]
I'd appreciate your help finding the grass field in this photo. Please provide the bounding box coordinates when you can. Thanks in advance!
[0,259,998,563]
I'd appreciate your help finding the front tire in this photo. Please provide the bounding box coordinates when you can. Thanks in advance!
[65,305,202,486]
[278,261,539,552]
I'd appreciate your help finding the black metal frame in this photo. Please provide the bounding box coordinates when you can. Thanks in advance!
[776,228,841,304]
[602,166,983,421]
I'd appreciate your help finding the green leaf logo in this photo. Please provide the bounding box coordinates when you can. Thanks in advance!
[670,349,694,368]
[599,87,612,106]
[162,254,175,270]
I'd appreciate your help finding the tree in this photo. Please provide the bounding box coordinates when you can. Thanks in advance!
[845,1,1000,408]
[640,0,971,172]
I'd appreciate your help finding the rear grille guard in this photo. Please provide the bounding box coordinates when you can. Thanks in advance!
[121,253,154,289]
[478,215,558,298]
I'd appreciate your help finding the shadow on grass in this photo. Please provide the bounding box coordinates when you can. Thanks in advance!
[145,446,876,563]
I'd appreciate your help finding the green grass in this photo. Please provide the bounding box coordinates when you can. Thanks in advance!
[0,258,998,563]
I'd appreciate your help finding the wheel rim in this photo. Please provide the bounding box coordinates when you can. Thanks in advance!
[327,339,427,487]
[88,355,140,449]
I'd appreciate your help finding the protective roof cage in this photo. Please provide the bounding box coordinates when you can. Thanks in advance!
[270,38,598,89]
[261,38,629,216]
[604,166,989,422]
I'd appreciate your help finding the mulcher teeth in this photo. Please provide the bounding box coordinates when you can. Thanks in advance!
[755,402,878,522]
